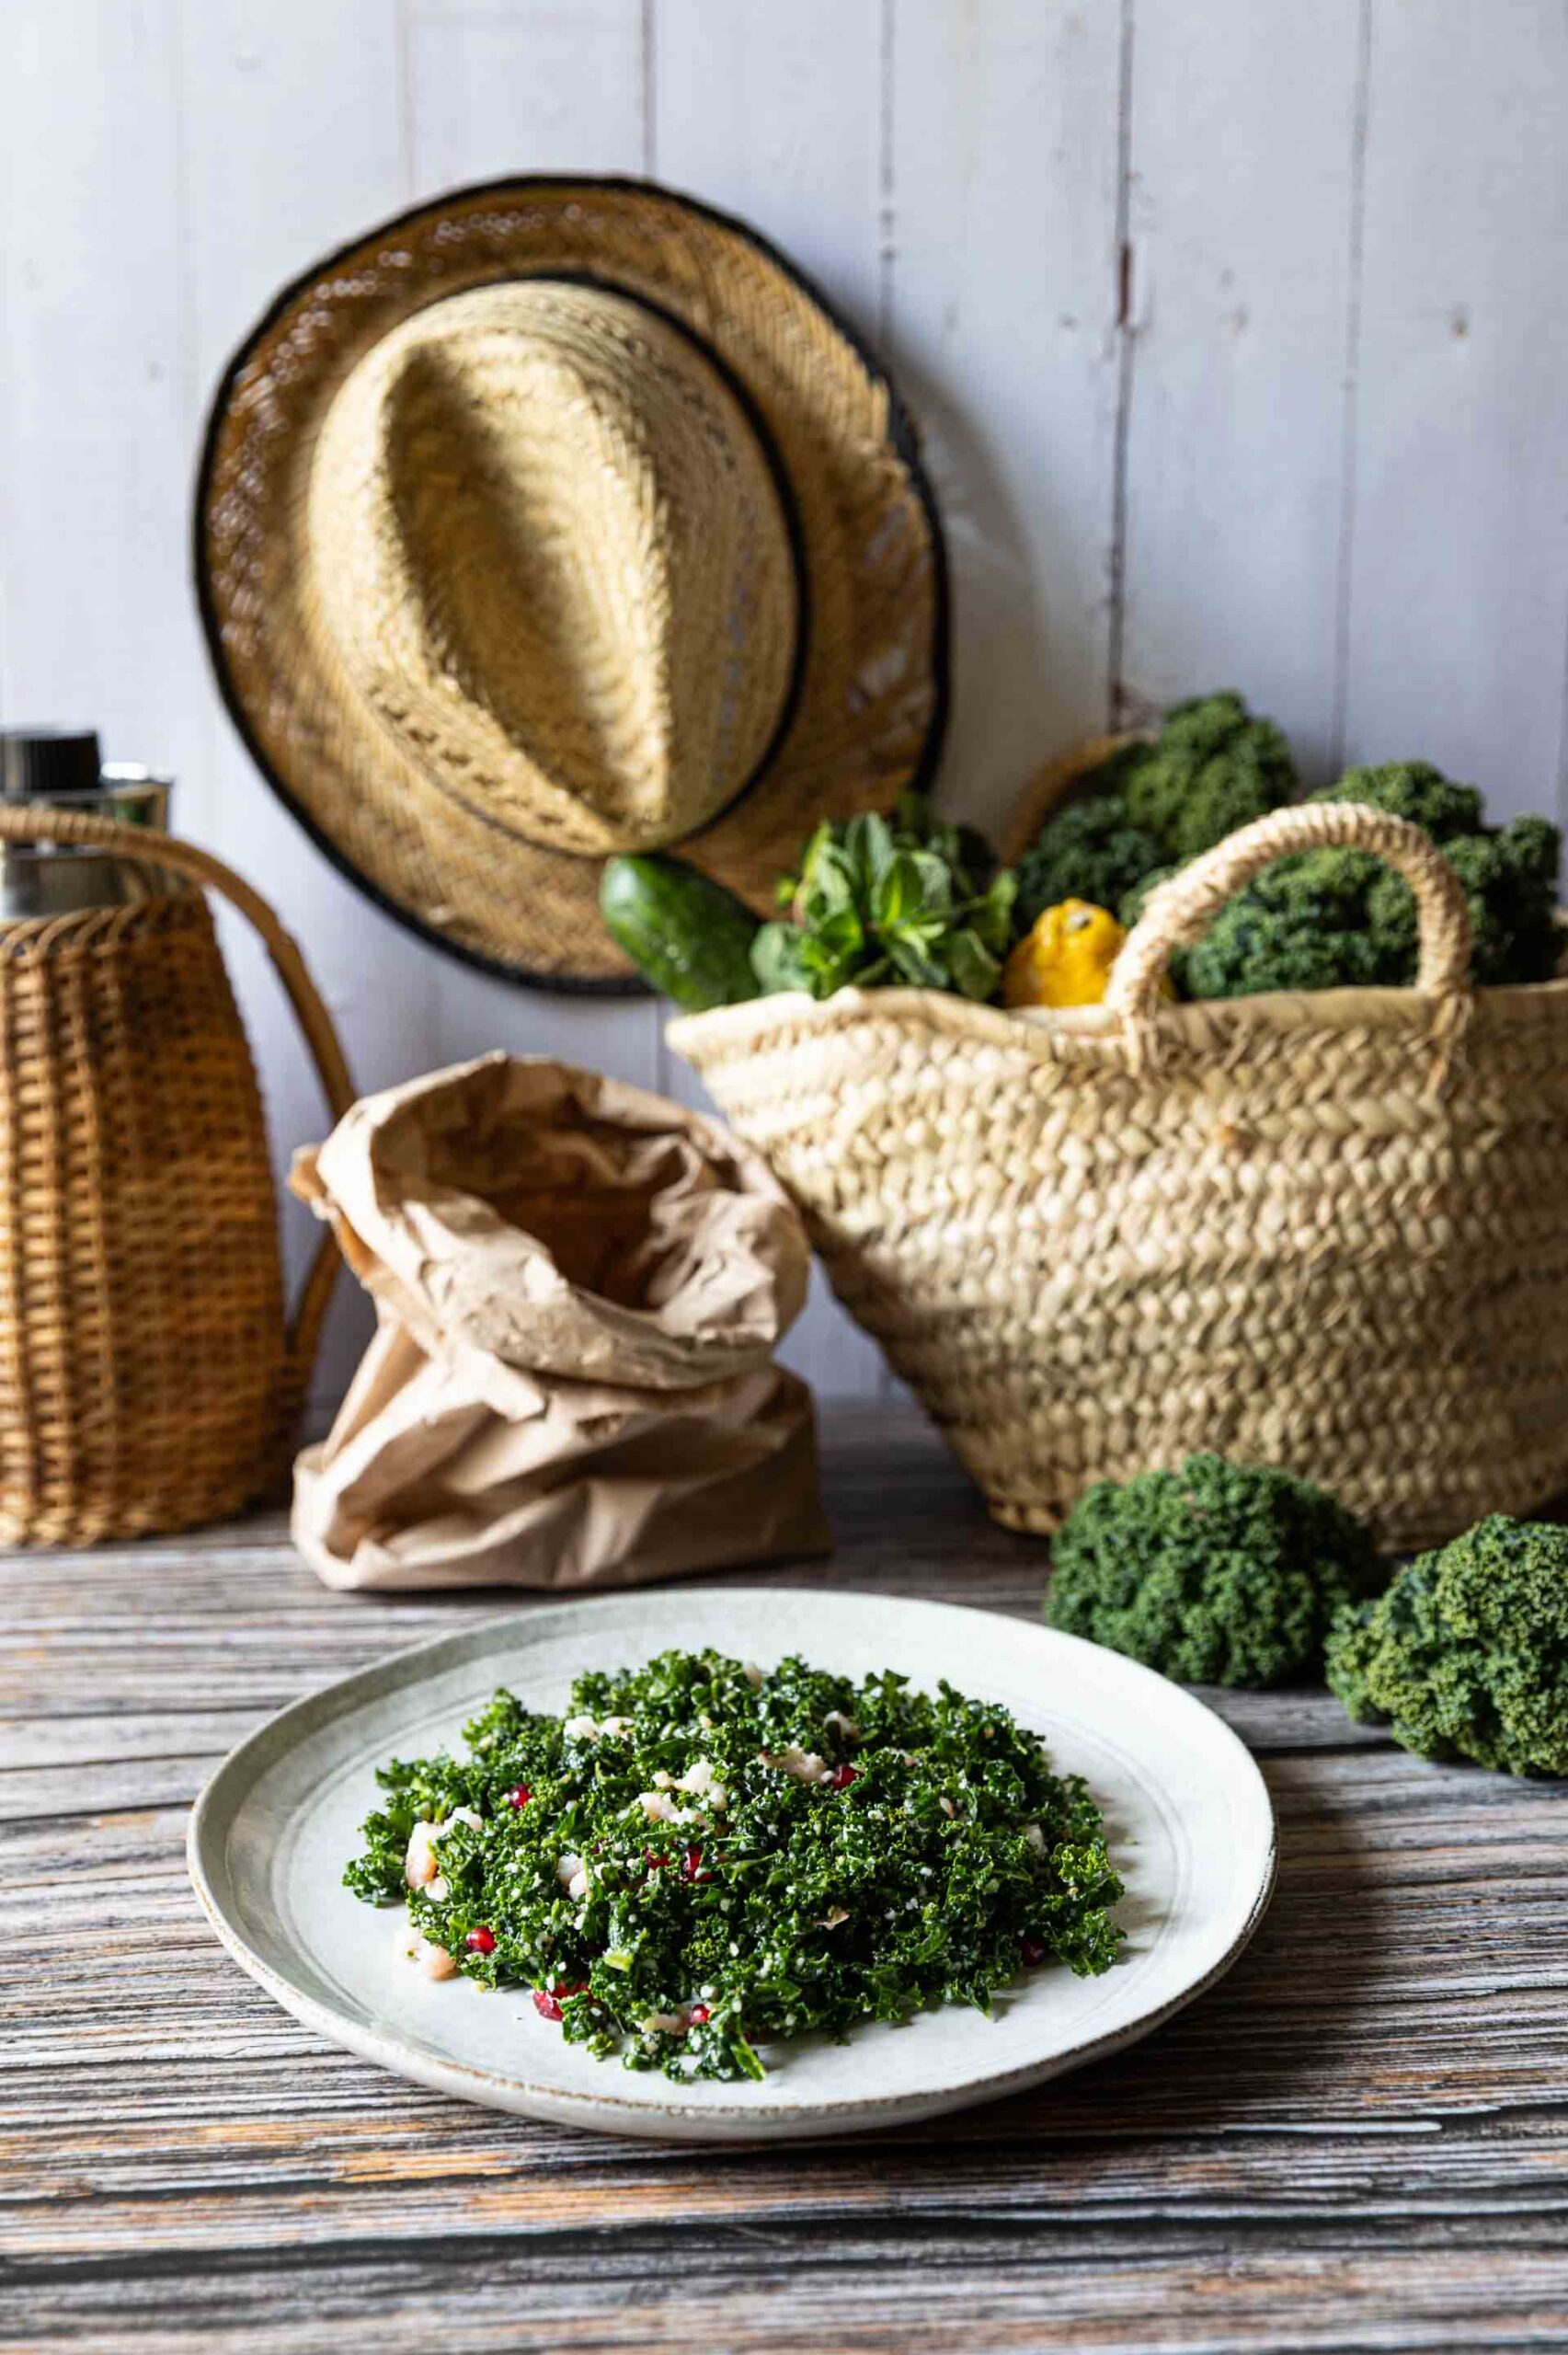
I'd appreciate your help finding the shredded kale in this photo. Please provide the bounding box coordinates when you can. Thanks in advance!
[346,1648,1124,2084]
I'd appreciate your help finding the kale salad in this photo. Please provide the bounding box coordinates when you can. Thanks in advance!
[346,1647,1125,2084]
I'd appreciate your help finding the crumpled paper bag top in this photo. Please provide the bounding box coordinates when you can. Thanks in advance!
[288,1053,828,1591]
[292,1051,810,1391]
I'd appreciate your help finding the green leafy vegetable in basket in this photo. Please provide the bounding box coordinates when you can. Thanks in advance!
[750,793,1017,1002]
[1013,691,1295,932]
[1184,762,1562,999]
[602,706,1562,1014]
[1326,1514,1568,1776]
[345,1647,1124,2085]
[1013,796,1168,934]
[1043,1453,1385,1688]
[1120,690,1298,864]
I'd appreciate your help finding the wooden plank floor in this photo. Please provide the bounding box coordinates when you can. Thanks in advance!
[4,1408,1567,2352]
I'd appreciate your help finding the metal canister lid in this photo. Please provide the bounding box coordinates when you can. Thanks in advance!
[0,729,104,801]
[0,735,182,923]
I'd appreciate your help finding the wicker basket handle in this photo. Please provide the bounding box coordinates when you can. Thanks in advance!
[1105,801,1476,1036]
[0,803,357,1383]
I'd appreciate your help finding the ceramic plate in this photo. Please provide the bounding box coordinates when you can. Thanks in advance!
[189,1587,1275,2142]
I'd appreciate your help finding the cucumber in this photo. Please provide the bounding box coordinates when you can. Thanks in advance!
[599,853,763,1012]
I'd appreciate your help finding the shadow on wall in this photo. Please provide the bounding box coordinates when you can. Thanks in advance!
[887,346,1090,844]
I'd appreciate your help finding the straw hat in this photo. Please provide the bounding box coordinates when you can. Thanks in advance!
[196,177,948,990]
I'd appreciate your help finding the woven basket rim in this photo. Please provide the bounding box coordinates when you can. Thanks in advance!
[668,967,1568,1063]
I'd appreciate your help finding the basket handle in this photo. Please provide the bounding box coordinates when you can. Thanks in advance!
[0,803,357,1384]
[1104,800,1475,1040]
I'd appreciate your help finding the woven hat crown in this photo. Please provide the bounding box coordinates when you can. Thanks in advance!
[304,279,801,858]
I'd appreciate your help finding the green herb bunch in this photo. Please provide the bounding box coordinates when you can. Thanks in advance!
[346,1648,1123,2085]
[750,793,1018,1002]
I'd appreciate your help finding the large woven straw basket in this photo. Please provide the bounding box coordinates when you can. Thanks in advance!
[0,805,354,1544]
[671,798,1568,1548]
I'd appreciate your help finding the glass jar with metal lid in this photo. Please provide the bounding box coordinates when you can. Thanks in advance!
[0,729,179,923]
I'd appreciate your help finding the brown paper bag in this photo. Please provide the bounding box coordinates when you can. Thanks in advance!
[289,1053,830,1591]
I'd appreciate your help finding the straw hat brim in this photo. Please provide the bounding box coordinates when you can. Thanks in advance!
[194,176,949,993]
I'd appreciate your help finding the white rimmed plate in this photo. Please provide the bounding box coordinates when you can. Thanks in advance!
[188,1587,1275,2142]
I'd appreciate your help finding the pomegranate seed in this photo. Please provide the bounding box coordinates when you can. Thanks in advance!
[465,1925,497,1955]
[680,1844,708,1883]
[532,1978,588,2023]
[688,2004,710,2027]
[506,1785,531,1809]
[830,1764,859,1791]
[644,1849,669,1872]
[1021,1936,1048,1967]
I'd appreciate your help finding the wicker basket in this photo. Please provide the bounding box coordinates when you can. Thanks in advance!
[0,805,354,1544]
[670,798,1568,1548]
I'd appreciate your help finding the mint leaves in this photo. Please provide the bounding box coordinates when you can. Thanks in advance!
[750,795,1018,1003]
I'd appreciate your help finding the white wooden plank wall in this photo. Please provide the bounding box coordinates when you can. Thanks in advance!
[4,0,1568,1407]
[1118,4,1365,784]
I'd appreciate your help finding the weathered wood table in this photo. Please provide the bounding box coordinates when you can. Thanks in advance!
[5,1407,1566,2351]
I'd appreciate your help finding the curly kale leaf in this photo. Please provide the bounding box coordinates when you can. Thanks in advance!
[1326,1514,1568,1776]
[1010,693,1292,948]
[1319,760,1484,843]
[343,1812,418,1905]
[1121,691,1297,864]
[1185,761,1562,999]
[1362,811,1563,987]
[1013,796,1168,932]
[752,794,1015,1002]
[1044,1453,1385,1688]
[1183,844,1391,998]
